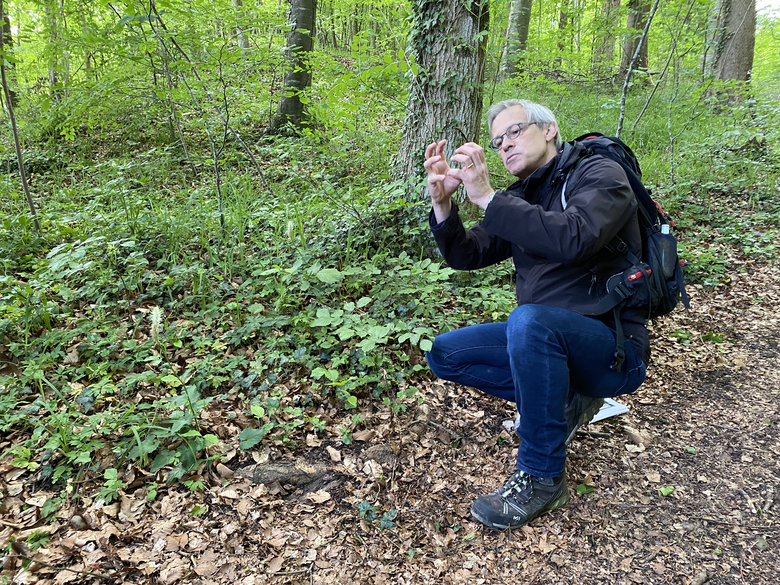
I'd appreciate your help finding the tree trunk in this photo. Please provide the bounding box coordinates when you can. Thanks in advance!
[80,13,92,80]
[59,0,69,98]
[593,0,621,77]
[1,0,40,232]
[501,0,533,77]
[620,0,650,78]
[269,0,317,133]
[557,0,569,58]
[234,0,251,49]
[1,3,17,109]
[45,0,60,100]
[395,0,490,184]
[711,0,755,82]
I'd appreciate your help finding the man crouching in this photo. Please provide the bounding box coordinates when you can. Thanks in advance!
[423,99,649,530]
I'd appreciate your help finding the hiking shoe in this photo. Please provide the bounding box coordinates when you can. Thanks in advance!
[564,393,604,445]
[471,470,569,530]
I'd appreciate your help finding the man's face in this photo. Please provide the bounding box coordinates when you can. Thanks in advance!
[490,106,558,179]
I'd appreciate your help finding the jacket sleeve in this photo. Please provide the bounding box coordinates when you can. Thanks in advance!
[481,157,636,265]
[429,203,513,270]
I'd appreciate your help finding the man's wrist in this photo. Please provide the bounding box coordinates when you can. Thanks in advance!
[484,191,496,209]
[432,200,453,225]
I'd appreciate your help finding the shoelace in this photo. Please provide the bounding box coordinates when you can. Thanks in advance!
[501,471,531,499]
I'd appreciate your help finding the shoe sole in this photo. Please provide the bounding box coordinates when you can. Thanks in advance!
[565,397,604,445]
[470,490,570,531]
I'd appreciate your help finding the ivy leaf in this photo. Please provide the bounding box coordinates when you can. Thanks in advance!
[379,510,397,530]
[659,486,675,497]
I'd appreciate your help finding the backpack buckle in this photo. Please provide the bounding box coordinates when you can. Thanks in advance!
[610,350,625,372]
[613,281,633,300]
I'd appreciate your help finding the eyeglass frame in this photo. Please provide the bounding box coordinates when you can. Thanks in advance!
[488,121,542,150]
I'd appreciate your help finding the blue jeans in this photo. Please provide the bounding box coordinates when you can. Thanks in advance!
[426,304,646,477]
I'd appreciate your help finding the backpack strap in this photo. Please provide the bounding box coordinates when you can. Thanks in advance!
[560,144,640,373]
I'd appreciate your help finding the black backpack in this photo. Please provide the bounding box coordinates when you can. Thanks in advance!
[565,133,690,370]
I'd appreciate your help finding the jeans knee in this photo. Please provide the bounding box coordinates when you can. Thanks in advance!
[507,304,549,339]
[426,337,448,379]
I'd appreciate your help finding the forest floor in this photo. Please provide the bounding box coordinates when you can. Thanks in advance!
[2,263,779,584]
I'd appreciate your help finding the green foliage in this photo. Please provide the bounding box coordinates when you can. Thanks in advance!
[576,483,596,496]
[356,500,396,529]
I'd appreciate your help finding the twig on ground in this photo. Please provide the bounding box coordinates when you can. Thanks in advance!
[271,562,313,576]
[378,530,404,551]
[5,555,115,580]
[710,423,742,432]
[426,419,463,441]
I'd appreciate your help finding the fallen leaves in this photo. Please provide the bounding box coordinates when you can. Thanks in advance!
[306,490,331,504]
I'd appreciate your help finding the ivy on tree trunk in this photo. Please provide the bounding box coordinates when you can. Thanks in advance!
[711,0,755,82]
[269,0,317,133]
[395,0,490,185]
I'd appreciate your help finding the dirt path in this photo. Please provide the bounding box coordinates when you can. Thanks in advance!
[2,265,779,584]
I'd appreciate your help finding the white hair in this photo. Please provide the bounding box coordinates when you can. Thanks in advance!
[486,99,562,150]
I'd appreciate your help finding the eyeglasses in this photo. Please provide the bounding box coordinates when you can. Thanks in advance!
[488,122,540,150]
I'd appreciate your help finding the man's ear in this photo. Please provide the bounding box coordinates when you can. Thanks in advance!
[544,122,559,144]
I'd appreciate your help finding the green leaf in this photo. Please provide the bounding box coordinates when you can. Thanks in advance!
[686,446,697,454]
[335,326,356,340]
[239,424,273,450]
[189,504,207,516]
[576,483,595,495]
[379,510,397,530]
[316,268,343,284]
[659,486,675,497]
[419,339,433,352]
[250,403,266,418]
[357,296,372,308]
[161,374,182,387]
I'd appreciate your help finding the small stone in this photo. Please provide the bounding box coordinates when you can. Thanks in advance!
[70,515,87,531]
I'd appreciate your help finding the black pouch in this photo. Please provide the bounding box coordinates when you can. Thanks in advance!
[605,262,656,309]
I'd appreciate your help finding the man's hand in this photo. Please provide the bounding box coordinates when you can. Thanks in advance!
[424,140,461,224]
[448,143,495,210]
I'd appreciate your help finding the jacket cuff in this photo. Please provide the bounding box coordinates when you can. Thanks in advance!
[429,203,461,231]
[482,191,505,227]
